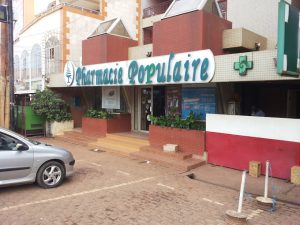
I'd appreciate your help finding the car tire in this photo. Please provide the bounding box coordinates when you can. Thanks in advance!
[36,161,66,188]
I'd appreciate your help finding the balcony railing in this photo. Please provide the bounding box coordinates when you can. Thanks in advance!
[143,0,172,19]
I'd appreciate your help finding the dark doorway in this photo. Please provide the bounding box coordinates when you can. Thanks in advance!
[153,86,165,117]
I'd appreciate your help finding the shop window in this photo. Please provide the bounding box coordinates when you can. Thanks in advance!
[182,87,216,120]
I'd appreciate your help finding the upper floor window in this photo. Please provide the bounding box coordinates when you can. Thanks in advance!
[14,55,20,83]
[20,50,29,81]
[45,36,60,75]
[31,44,42,79]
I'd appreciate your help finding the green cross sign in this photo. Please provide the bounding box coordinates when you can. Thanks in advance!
[234,56,253,76]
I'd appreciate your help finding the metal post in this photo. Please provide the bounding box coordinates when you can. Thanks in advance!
[7,0,14,130]
[237,170,247,213]
[264,160,269,198]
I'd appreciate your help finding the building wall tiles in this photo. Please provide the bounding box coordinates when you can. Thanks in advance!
[213,50,300,82]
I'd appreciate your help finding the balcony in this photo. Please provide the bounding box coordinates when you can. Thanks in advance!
[143,0,172,19]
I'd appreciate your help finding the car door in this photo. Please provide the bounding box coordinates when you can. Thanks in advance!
[0,132,34,181]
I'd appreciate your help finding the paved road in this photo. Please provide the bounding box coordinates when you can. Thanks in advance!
[0,138,299,225]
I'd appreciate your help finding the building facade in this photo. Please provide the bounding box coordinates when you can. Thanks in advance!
[14,0,300,179]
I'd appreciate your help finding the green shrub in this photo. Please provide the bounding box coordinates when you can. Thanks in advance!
[31,90,72,122]
[150,112,205,131]
[85,109,113,119]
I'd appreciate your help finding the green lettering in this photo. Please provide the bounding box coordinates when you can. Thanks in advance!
[76,68,82,86]
[96,70,103,84]
[128,61,138,84]
[200,58,209,81]
[157,63,166,83]
[118,68,123,84]
[145,63,156,84]
[192,59,200,81]
[138,65,145,84]
[167,52,175,82]
[173,61,182,82]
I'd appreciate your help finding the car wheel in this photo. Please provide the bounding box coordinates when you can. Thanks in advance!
[37,161,65,188]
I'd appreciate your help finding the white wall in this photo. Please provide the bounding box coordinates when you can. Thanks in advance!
[66,11,102,67]
[227,0,292,50]
[206,114,300,142]
[106,0,137,40]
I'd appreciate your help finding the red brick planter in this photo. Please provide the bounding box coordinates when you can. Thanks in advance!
[149,125,205,155]
[82,113,131,137]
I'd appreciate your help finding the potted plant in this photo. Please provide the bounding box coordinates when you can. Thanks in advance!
[149,112,206,155]
[31,89,73,136]
[82,108,131,137]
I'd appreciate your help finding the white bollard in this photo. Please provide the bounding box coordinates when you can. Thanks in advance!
[256,160,274,209]
[264,160,269,198]
[237,170,247,213]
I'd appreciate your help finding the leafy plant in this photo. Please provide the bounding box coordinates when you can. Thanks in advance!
[85,109,113,119]
[31,90,72,122]
[150,112,205,131]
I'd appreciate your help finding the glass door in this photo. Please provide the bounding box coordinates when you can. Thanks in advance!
[140,87,152,131]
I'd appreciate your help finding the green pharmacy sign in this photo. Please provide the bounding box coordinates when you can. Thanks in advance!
[277,0,300,76]
[234,56,253,76]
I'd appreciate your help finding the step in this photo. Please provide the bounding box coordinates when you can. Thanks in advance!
[92,137,146,149]
[63,131,98,142]
[105,133,149,146]
[55,136,90,146]
[109,132,149,140]
[131,151,206,172]
[140,146,192,160]
[89,139,141,154]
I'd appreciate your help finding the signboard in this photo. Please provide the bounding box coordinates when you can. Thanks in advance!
[0,5,8,23]
[277,0,300,76]
[182,87,216,120]
[102,87,120,109]
[64,50,215,87]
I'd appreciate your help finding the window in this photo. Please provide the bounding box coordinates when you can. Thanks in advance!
[0,133,26,151]
[45,36,60,75]
[14,55,20,82]
[31,44,42,79]
[49,47,54,59]
[163,0,207,19]
[21,50,29,82]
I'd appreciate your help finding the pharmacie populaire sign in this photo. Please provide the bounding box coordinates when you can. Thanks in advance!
[64,50,215,87]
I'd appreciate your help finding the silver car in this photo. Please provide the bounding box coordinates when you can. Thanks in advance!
[0,128,75,188]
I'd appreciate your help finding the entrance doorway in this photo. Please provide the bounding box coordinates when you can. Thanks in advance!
[140,87,152,131]
[153,86,165,117]
[136,86,166,131]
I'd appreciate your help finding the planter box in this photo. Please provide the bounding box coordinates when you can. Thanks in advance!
[46,120,74,136]
[149,125,205,155]
[82,113,131,137]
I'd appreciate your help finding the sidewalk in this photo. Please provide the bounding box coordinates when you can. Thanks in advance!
[189,164,300,206]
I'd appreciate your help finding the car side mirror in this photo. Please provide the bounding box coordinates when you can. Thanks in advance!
[16,143,28,151]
